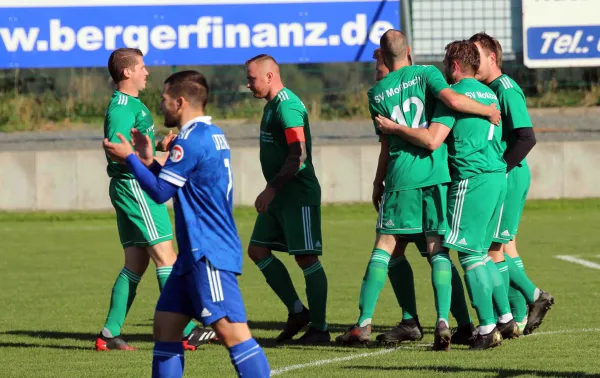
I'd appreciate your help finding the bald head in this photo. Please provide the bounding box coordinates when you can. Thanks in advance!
[380,29,410,71]
[245,54,284,100]
[245,54,280,77]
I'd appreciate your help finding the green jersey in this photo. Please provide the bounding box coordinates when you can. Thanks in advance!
[104,90,156,179]
[368,65,451,191]
[431,78,506,181]
[488,74,533,169]
[259,88,320,208]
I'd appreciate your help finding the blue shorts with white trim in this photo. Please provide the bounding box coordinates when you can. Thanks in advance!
[156,257,247,326]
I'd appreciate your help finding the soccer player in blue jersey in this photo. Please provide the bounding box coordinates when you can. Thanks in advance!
[103,70,270,378]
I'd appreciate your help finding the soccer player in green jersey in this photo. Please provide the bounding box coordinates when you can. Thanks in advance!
[470,33,554,335]
[371,48,475,345]
[336,30,500,345]
[245,54,330,344]
[377,40,515,350]
[98,48,212,351]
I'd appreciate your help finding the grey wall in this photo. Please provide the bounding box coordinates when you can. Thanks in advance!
[0,141,598,211]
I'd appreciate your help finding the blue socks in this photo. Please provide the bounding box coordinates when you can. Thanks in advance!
[229,338,270,378]
[153,338,269,378]
[152,341,184,378]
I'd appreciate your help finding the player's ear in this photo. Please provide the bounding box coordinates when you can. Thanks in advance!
[266,71,273,83]
[122,68,131,80]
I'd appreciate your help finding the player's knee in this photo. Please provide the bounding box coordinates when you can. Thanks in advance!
[148,241,177,267]
[294,254,318,269]
[124,246,150,276]
[212,318,252,348]
[374,233,395,253]
[247,245,270,262]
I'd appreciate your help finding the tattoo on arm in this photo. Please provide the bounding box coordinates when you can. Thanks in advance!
[268,141,307,190]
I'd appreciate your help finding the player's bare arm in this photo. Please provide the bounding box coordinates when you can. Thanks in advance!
[372,136,389,211]
[104,133,134,162]
[438,88,500,125]
[255,127,307,213]
[375,114,450,151]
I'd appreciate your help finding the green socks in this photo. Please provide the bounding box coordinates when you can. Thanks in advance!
[255,256,304,314]
[505,254,538,304]
[450,263,472,327]
[388,256,418,320]
[303,261,328,331]
[495,260,510,294]
[506,254,533,322]
[431,252,452,324]
[484,257,513,319]
[357,249,391,327]
[102,267,141,337]
[458,254,495,330]
[156,266,196,337]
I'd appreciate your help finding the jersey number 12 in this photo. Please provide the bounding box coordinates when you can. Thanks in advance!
[391,97,428,129]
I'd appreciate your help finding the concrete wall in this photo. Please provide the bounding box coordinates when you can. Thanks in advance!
[0,141,598,211]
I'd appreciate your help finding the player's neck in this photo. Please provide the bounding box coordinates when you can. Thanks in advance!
[178,109,206,130]
[116,82,139,98]
[485,67,503,85]
[390,59,411,72]
[266,82,285,102]
[454,72,475,83]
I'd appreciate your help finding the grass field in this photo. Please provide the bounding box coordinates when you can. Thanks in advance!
[1,200,600,378]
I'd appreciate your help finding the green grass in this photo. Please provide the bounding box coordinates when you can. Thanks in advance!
[1,200,600,377]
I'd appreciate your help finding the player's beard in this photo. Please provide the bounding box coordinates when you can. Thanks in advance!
[164,113,179,128]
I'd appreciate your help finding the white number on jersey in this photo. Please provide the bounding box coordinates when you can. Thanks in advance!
[390,96,428,129]
[224,158,233,201]
[488,124,494,141]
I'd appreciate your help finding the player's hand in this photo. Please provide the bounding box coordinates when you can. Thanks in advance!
[156,130,177,152]
[375,114,401,134]
[488,104,501,126]
[255,186,276,213]
[372,182,385,212]
[131,128,154,166]
[103,133,134,164]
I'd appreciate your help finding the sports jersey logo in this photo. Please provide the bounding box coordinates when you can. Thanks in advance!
[170,145,184,162]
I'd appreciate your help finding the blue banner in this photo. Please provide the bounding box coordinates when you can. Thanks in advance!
[527,26,600,61]
[0,1,400,68]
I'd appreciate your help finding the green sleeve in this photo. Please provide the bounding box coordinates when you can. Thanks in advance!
[430,100,456,129]
[106,107,136,142]
[368,100,382,136]
[277,100,306,129]
[424,66,451,97]
[499,90,533,130]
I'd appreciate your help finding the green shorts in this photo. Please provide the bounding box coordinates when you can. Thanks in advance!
[249,205,323,255]
[492,165,531,244]
[109,178,173,248]
[377,184,448,236]
[443,172,507,255]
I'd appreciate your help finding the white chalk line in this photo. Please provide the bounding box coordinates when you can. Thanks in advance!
[555,255,600,270]
[270,328,600,376]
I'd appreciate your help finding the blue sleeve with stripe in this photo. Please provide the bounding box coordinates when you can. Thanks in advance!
[158,136,201,188]
[125,154,179,204]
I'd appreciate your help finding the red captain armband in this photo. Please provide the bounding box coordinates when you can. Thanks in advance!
[284,127,306,144]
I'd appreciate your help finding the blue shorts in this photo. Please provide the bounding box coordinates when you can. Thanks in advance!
[156,257,247,326]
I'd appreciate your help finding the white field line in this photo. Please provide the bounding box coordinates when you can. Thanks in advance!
[270,328,600,376]
[555,255,600,270]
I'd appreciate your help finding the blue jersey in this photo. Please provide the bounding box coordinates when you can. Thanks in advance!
[158,116,242,275]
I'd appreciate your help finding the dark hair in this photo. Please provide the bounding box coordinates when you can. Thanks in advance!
[469,32,503,68]
[164,70,209,108]
[107,48,143,83]
[245,54,277,66]
[444,40,480,75]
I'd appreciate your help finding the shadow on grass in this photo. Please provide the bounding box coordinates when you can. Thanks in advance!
[0,341,90,351]
[344,365,600,378]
